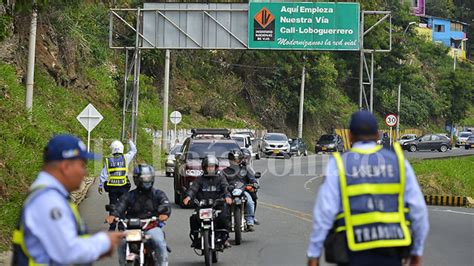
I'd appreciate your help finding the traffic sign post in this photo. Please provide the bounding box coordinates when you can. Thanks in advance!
[170,111,182,145]
[385,114,398,147]
[77,104,103,152]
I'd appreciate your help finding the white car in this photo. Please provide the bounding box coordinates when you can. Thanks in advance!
[231,134,253,150]
[456,132,472,147]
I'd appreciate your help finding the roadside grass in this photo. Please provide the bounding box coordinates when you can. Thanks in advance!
[411,156,474,198]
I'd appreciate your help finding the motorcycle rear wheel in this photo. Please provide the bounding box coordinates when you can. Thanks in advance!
[212,250,219,263]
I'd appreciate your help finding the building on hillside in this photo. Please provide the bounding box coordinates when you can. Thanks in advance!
[419,16,469,60]
[401,0,425,16]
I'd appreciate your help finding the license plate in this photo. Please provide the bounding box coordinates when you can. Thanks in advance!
[322,147,327,151]
[273,150,280,154]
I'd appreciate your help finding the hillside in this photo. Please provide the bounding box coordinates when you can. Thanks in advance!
[0,0,473,249]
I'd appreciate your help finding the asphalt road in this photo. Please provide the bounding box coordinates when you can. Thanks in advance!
[80,154,474,266]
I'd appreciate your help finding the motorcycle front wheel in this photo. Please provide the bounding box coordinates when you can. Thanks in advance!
[203,229,212,266]
[234,205,242,245]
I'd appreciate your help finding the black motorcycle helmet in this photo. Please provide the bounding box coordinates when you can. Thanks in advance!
[228,149,244,164]
[133,164,155,191]
[202,155,219,176]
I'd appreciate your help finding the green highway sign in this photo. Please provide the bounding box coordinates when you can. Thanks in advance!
[248,2,360,50]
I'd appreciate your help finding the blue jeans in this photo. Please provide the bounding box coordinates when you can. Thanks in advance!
[119,227,168,266]
[244,191,255,225]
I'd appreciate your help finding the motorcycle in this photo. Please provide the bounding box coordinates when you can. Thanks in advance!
[228,181,249,245]
[190,198,227,266]
[105,205,169,266]
[228,172,261,245]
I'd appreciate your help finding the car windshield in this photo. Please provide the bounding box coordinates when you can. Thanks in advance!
[460,133,472,138]
[231,137,245,147]
[319,135,334,141]
[264,134,287,141]
[187,142,240,159]
[401,135,415,140]
[169,145,182,154]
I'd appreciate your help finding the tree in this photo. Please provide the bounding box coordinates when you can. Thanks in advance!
[426,0,455,18]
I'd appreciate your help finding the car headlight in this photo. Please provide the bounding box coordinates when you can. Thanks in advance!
[185,169,203,177]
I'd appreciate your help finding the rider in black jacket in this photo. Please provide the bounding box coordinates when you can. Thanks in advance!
[221,149,258,231]
[183,155,232,248]
[106,164,171,266]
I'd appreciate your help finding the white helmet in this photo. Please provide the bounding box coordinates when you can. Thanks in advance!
[110,140,124,154]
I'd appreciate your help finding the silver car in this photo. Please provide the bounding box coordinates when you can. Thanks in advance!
[456,132,472,147]
[258,133,291,159]
[398,134,417,146]
[165,144,182,177]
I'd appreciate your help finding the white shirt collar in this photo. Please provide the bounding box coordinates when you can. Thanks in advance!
[352,141,377,149]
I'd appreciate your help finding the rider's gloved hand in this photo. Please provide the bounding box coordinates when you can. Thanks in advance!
[225,197,232,205]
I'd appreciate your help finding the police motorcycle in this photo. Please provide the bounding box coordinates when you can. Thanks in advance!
[106,205,170,266]
[227,180,259,245]
[191,198,227,266]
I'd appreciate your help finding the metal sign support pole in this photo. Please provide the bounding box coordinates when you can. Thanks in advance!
[87,107,91,152]
[162,49,170,151]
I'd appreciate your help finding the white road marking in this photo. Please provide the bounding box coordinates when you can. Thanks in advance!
[304,176,323,192]
[431,208,474,216]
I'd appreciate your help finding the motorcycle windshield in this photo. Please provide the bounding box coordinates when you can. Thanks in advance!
[230,181,245,189]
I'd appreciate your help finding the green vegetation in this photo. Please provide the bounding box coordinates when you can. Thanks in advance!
[0,0,473,250]
[411,156,474,198]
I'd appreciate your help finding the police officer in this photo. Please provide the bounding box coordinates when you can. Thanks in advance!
[221,149,258,231]
[106,164,171,266]
[183,155,233,248]
[12,134,124,265]
[307,111,429,266]
[99,133,137,230]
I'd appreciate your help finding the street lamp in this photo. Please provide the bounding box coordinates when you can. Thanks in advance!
[396,22,417,141]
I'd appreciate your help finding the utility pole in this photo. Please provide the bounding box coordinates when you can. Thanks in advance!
[454,49,457,71]
[297,65,305,139]
[25,1,37,114]
[396,22,416,140]
[161,49,170,151]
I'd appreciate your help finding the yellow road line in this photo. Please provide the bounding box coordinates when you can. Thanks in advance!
[259,201,313,223]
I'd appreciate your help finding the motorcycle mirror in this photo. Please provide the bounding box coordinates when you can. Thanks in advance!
[255,172,262,179]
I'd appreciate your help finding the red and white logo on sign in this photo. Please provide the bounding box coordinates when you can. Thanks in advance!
[385,114,398,127]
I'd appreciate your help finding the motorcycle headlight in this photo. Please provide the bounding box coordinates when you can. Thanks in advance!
[328,144,335,148]
[232,188,243,196]
[199,208,213,219]
[126,229,143,242]
[185,169,203,177]
[166,159,174,165]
